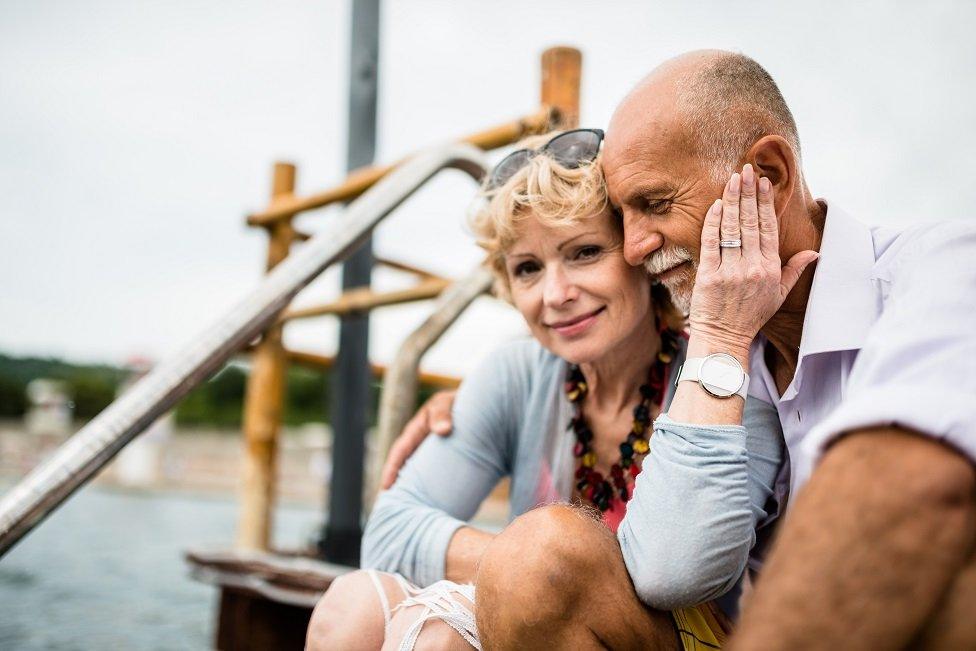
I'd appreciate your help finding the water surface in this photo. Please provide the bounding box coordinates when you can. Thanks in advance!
[0,486,321,650]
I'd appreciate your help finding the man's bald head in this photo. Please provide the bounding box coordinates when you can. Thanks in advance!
[611,50,801,183]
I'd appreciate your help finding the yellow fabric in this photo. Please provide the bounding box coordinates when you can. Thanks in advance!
[671,602,728,650]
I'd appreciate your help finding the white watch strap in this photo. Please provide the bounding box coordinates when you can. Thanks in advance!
[677,355,749,400]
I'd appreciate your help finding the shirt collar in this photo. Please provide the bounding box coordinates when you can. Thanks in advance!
[797,200,881,358]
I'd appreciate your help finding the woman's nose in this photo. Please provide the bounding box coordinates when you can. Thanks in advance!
[542,267,577,306]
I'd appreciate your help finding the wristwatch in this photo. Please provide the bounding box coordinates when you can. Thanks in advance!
[676,353,749,399]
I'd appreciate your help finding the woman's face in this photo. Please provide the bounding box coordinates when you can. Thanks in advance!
[505,209,654,365]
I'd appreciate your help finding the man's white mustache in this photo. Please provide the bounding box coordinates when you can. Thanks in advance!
[642,247,695,276]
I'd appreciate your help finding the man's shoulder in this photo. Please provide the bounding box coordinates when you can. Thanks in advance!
[870,219,976,282]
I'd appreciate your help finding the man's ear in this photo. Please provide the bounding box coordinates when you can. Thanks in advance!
[746,135,798,216]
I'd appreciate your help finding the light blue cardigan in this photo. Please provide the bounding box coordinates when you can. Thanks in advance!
[363,337,784,612]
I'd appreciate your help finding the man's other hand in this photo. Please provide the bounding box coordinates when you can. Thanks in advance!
[379,390,457,489]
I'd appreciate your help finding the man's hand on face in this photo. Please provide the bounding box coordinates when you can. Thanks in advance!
[379,390,457,489]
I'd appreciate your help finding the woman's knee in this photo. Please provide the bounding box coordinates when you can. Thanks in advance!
[476,504,614,622]
[306,570,391,651]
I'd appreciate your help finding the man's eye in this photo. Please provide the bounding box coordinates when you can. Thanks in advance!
[644,199,672,215]
[513,261,540,278]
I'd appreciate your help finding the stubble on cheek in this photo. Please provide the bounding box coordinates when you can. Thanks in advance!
[659,266,695,315]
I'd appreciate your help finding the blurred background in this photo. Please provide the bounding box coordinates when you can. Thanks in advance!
[1,1,974,648]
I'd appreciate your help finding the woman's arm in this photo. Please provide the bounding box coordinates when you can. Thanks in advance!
[619,166,805,609]
[362,342,531,587]
[617,397,782,609]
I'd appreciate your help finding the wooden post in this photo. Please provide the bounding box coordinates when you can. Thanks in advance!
[541,46,582,130]
[237,162,295,550]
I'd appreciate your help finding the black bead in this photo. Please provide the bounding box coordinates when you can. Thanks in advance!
[619,442,633,457]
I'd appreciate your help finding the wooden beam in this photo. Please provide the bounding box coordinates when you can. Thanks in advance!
[541,46,582,130]
[237,162,294,551]
[246,107,553,227]
[374,256,447,281]
[280,348,461,390]
[280,277,451,321]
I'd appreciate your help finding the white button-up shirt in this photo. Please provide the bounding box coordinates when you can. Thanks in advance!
[748,201,976,503]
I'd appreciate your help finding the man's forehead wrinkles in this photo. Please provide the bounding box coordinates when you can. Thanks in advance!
[607,157,672,201]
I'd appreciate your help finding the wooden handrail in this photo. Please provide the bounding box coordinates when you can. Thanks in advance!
[280,277,451,322]
[246,106,554,227]
[374,257,447,281]
[371,265,494,498]
[281,348,461,390]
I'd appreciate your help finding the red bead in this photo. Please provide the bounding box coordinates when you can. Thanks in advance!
[629,463,641,478]
[573,442,585,457]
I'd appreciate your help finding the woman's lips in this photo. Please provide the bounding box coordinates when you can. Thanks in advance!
[548,307,605,337]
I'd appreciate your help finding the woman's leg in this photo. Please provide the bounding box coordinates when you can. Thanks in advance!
[382,588,477,651]
[307,570,412,651]
[475,504,679,650]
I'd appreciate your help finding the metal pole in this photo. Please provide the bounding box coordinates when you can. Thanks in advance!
[318,0,381,565]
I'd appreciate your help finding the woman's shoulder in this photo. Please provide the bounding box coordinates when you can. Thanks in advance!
[474,337,565,381]
[456,337,566,418]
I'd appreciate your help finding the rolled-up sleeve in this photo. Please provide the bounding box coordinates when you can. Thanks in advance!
[800,222,976,478]
[618,396,783,610]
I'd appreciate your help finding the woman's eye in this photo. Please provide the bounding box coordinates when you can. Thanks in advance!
[575,245,601,260]
[513,261,540,278]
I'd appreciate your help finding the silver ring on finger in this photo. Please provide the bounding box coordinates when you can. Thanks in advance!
[719,239,743,248]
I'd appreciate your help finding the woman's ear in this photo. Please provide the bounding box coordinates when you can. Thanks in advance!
[746,135,798,216]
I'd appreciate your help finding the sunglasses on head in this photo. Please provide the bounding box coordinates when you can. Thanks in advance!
[486,128,605,191]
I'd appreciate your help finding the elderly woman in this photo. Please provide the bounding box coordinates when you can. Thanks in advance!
[307,129,785,650]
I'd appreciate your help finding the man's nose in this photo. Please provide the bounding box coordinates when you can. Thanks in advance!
[542,266,577,307]
[622,211,664,267]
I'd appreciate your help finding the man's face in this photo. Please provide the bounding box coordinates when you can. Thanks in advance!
[602,106,724,313]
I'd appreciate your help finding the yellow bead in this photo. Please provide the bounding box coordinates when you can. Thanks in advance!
[633,439,650,454]
[658,352,672,364]
[582,452,597,468]
[632,422,645,434]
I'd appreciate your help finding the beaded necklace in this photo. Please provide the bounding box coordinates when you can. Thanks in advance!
[567,327,680,512]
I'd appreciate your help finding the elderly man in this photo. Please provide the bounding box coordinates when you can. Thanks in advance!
[385,50,976,649]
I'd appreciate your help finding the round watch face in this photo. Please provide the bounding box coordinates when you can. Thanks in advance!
[699,353,745,398]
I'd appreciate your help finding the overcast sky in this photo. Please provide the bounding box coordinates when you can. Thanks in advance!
[2,1,974,377]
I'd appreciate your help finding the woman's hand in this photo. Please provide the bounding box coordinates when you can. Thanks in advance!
[687,163,818,363]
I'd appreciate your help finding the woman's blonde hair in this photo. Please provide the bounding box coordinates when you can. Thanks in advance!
[468,131,684,330]
[469,132,611,297]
